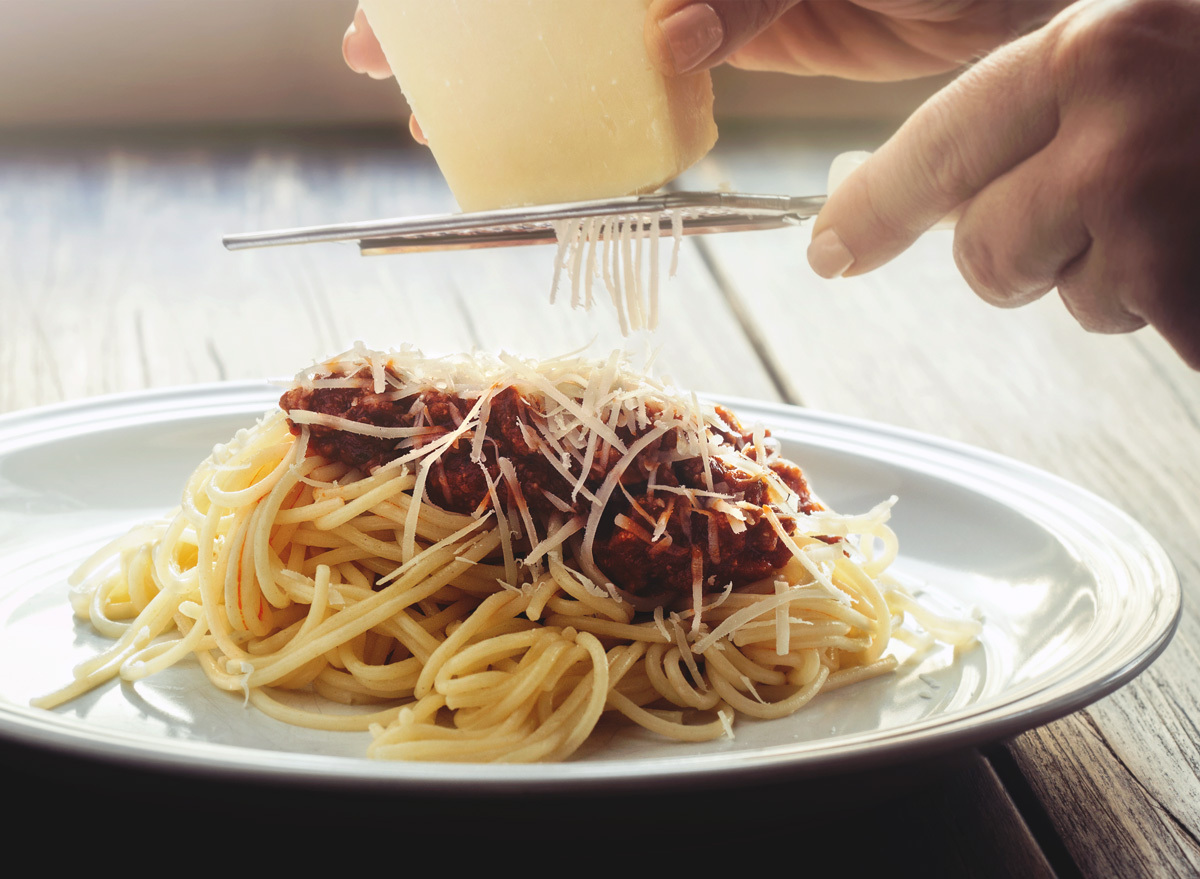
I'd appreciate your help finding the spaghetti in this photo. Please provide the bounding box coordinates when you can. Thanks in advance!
[37,346,978,762]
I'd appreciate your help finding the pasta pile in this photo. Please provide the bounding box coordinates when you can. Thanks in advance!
[37,347,977,762]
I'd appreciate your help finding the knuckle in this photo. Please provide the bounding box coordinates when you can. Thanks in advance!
[951,218,1051,308]
[1057,281,1146,335]
[1103,0,1197,39]
[1050,0,1197,88]
[953,232,1009,305]
[1055,121,1170,236]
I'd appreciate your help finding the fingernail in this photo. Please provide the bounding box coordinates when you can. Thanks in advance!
[660,4,724,74]
[807,228,855,279]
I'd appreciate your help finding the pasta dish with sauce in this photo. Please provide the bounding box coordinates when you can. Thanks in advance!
[36,346,977,762]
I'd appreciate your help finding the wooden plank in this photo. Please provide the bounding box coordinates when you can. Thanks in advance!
[1008,716,1200,877]
[695,123,1200,876]
[0,130,782,412]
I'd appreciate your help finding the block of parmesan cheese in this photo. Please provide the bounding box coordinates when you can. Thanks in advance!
[359,0,718,211]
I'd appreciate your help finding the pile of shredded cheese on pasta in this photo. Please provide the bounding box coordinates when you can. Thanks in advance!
[36,345,978,762]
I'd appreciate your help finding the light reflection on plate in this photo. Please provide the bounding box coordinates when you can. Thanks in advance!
[0,384,1179,792]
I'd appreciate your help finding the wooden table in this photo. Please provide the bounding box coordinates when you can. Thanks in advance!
[2,124,1197,874]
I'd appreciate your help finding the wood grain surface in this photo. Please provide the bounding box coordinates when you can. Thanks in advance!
[2,123,1196,874]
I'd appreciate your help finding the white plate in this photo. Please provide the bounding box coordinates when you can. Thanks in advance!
[0,384,1179,793]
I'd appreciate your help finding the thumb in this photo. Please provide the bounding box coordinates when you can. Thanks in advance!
[648,0,802,74]
[807,29,1059,279]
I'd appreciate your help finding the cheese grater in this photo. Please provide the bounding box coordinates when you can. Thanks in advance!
[222,191,827,256]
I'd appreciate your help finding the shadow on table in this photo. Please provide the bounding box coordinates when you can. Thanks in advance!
[6,737,1065,875]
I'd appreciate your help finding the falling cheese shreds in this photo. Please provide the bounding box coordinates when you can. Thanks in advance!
[550,211,685,336]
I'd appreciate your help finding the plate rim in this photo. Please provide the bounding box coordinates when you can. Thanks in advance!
[0,381,1181,793]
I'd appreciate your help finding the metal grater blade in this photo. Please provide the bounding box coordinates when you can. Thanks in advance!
[222,191,826,255]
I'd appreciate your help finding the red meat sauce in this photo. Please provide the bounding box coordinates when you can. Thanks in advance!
[279,371,825,600]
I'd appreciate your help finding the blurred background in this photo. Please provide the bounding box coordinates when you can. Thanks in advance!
[0,0,950,129]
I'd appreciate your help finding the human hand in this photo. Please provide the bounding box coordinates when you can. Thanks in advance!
[808,0,1200,369]
[645,0,1063,79]
[344,1,1061,142]
[343,3,427,143]
[343,4,390,79]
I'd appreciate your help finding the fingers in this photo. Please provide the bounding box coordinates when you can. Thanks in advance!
[345,5,426,146]
[959,171,1146,338]
[343,5,392,79]
[951,139,1093,310]
[409,115,428,146]
[801,0,1200,368]
[1054,246,1146,337]
[647,0,802,74]
[807,30,1060,279]
[1057,196,1200,368]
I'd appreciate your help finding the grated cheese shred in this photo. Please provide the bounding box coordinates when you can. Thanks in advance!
[550,211,684,336]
